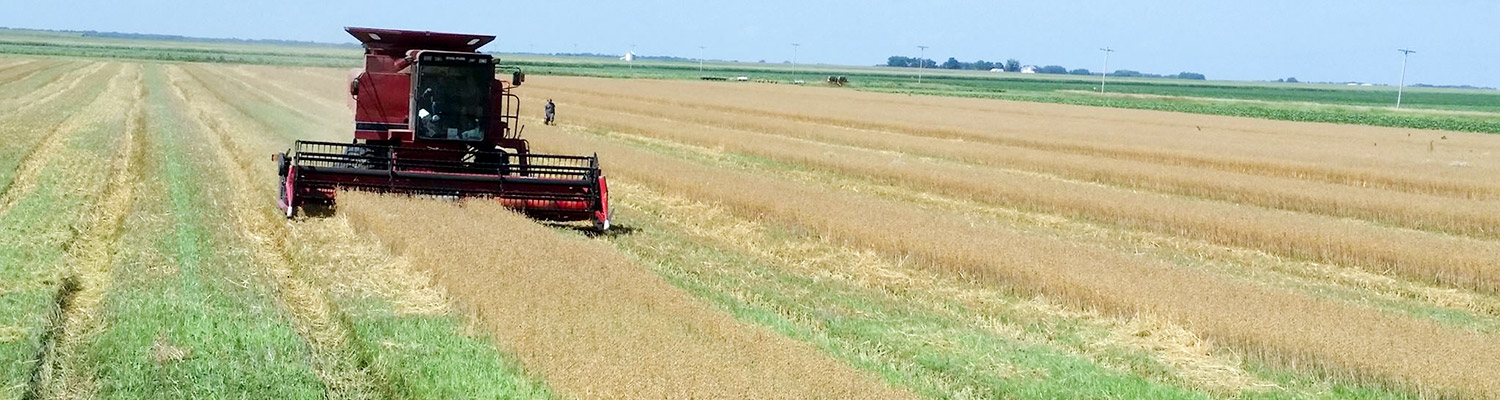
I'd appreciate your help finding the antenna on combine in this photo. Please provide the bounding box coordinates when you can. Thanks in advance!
[1396,48,1416,109]
[1099,47,1114,94]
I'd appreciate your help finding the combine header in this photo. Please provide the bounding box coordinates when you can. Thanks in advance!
[275,27,610,230]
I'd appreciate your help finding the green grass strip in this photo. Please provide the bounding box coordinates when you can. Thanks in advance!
[0,64,121,400]
[81,65,324,399]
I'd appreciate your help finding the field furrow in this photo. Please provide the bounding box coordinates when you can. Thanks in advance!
[527,122,1500,398]
[342,193,916,399]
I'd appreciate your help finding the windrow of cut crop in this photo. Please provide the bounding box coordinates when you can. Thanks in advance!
[340,192,917,400]
[529,125,1500,398]
[36,66,147,399]
[558,110,1500,334]
[226,64,350,117]
[549,90,1500,239]
[162,64,382,398]
[74,65,326,398]
[544,103,1500,295]
[0,62,134,399]
[169,63,555,399]
[536,78,1500,201]
[0,62,118,196]
[595,180,1382,398]
[0,58,38,74]
[0,59,75,97]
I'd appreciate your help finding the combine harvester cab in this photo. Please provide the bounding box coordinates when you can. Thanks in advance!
[275,27,610,230]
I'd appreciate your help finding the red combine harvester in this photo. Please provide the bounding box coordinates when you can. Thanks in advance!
[275,27,610,230]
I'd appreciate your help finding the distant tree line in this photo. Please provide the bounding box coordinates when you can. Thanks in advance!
[1109,70,1206,80]
[886,56,938,69]
[884,55,1205,80]
[1412,83,1496,90]
[75,30,356,48]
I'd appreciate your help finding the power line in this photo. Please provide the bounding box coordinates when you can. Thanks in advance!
[1397,48,1416,108]
[917,45,929,84]
[1099,47,1114,93]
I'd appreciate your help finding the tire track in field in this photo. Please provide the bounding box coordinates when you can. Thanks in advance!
[0,63,125,218]
[162,66,378,400]
[542,84,1500,201]
[33,66,146,400]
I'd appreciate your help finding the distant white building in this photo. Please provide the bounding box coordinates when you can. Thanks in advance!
[1020,65,1038,74]
[989,68,1004,72]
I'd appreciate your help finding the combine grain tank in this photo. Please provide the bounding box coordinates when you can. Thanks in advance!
[274,27,610,230]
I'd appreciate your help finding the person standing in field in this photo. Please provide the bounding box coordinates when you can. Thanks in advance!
[544,99,556,125]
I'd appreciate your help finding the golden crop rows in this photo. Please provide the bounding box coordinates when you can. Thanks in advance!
[516,76,1500,397]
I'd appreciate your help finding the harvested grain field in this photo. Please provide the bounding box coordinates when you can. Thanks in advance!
[3,54,1500,399]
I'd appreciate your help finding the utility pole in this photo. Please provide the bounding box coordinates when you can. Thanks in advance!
[791,43,800,65]
[1397,48,1416,108]
[917,45,929,84]
[630,44,636,69]
[699,46,706,73]
[1099,47,1114,93]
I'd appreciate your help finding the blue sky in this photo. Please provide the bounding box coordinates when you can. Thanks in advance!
[5,1,1496,87]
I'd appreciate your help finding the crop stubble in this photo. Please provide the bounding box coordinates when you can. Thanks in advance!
[526,120,1500,397]
[341,193,914,399]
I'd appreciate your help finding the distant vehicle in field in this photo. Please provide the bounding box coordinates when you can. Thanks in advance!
[827,76,848,86]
